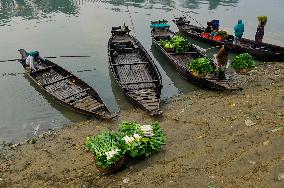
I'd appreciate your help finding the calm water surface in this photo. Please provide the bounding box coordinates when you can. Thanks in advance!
[0,0,283,143]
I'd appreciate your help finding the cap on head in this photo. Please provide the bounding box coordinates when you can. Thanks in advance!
[29,51,39,57]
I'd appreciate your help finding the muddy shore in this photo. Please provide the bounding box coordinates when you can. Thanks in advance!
[1,62,284,188]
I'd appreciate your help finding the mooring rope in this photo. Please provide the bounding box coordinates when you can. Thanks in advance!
[172,6,205,29]
[126,5,137,37]
[1,68,97,77]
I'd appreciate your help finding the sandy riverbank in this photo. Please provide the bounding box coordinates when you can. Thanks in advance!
[1,62,284,188]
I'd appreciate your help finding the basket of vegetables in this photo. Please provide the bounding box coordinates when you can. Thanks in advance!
[119,121,165,158]
[85,132,126,174]
[231,53,256,74]
[186,58,214,77]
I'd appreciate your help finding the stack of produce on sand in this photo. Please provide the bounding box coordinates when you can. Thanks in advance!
[231,53,256,74]
[85,132,125,174]
[119,122,165,158]
[85,121,165,174]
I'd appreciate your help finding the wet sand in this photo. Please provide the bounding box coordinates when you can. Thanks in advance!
[1,62,284,188]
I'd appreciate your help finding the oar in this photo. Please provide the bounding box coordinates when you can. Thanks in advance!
[0,55,92,63]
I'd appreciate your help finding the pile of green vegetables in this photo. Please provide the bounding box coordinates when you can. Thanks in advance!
[186,58,214,76]
[85,132,123,169]
[160,35,190,53]
[119,121,165,158]
[258,16,268,25]
[231,53,256,71]
[85,121,165,171]
[217,30,228,39]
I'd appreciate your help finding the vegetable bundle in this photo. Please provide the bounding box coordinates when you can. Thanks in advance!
[186,58,214,76]
[85,121,165,172]
[232,53,256,71]
[257,16,268,25]
[119,121,165,157]
[160,35,190,53]
[85,132,124,169]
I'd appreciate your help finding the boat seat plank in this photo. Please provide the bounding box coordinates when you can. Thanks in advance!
[62,88,91,100]
[42,75,73,87]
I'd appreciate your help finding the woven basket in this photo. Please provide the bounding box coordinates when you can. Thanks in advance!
[94,156,127,175]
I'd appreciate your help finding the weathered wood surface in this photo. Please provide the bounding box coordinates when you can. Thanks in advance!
[18,50,112,119]
[108,29,163,115]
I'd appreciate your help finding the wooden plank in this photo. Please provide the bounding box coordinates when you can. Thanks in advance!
[111,62,149,66]
[32,65,55,74]
[119,80,158,85]
[62,88,91,100]
[42,75,73,87]
[88,104,105,112]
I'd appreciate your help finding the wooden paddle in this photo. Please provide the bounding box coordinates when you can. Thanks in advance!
[0,55,91,63]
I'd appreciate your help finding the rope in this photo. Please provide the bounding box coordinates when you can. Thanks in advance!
[1,68,97,77]
[172,6,205,29]
[126,5,137,37]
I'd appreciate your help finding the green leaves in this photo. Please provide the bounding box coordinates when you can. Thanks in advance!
[217,30,228,39]
[85,122,166,170]
[258,16,268,25]
[119,121,165,158]
[160,35,190,53]
[232,53,256,70]
[85,132,124,169]
[186,58,214,75]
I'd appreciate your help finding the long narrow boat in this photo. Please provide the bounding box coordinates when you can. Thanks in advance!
[173,17,284,62]
[108,25,163,115]
[151,20,240,90]
[18,49,113,119]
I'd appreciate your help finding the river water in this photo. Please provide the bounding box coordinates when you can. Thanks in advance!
[0,0,283,143]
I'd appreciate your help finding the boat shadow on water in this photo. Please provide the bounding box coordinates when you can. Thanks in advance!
[24,73,91,123]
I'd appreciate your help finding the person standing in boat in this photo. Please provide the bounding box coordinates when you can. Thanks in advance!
[234,19,244,44]
[215,44,231,68]
[26,51,40,71]
[255,16,267,48]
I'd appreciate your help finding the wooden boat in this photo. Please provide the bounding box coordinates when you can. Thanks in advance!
[108,25,163,115]
[151,20,240,90]
[173,17,284,62]
[18,49,113,119]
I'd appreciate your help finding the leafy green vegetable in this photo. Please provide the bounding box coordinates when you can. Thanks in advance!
[159,35,190,53]
[217,30,228,39]
[232,53,256,70]
[85,132,124,169]
[170,35,190,53]
[258,16,268,25]
[186,58,214,75]
[119,121,165,158]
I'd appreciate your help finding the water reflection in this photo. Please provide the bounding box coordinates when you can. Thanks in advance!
[0,0,79,26]
[180,0,239,10]
[0,0,241,26]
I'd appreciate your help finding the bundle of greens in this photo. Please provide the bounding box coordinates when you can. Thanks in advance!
[159,35,190,53]
[119,121,165,158]
[217,30,228,39]
[85,132,124,169]
[170,35,190,53]
[232,53,256,71]
[258,16,268,25]
[186,58,214,76]
[160,39,173,50]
